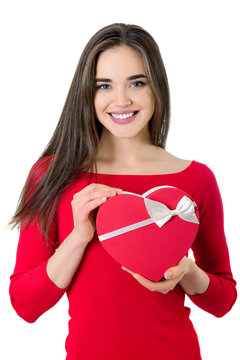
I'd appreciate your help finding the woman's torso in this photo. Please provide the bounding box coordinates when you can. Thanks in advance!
[56,151,202,359]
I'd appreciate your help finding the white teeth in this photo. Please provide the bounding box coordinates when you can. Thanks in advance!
[111,112,135,119]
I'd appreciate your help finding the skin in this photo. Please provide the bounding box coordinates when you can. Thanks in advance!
[94,45,155,143]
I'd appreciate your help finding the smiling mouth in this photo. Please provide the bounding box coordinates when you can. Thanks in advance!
[108,111,139,124]
[109,111,139,120]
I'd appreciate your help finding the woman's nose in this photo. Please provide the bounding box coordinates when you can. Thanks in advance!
[112,88,132,107]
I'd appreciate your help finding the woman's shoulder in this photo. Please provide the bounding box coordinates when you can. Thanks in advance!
[26,155,54,187]
[29,154,54,175]
[157,149,191,173]
[158,148,211,171]
[166,152,219,195]
[151,147,193,174]
[32,154,54,169]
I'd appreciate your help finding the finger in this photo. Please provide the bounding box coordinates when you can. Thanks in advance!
[157,279,177,293]
[157,271,188,294]
[164,264,185,280]
[73,185,122,199]
[156,272,187,293]
[73,190,122,209]
[121,266,136,276]
[122,267,161,291]
[85,184,123,195]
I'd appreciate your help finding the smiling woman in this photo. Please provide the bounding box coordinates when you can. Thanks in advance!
[94,46,155,136]
[9,23,237,360]
[95,73,147,124]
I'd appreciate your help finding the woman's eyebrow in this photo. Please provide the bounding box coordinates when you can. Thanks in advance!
[95,74,147,82]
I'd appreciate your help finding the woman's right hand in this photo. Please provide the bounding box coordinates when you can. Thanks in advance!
[71,183,123,244]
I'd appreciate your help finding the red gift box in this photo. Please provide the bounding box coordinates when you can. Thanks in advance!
[96,185,200,281]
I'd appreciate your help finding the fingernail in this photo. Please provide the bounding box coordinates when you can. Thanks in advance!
[165,271,172,279]
[100,196,107,201]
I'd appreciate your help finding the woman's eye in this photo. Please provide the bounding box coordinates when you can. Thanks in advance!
[131,81,145,87]
[96,84,111,90]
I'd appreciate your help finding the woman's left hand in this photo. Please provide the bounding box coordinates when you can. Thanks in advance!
[121,256,193,294]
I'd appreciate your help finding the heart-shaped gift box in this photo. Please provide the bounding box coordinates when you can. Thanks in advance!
[96,186,199,281]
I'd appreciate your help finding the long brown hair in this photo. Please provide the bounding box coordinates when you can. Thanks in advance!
[9,23,171,244]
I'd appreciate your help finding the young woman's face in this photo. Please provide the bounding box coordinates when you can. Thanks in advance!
[94,46,155,139]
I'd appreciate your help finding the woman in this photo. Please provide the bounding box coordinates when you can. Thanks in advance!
[9,23,237,359]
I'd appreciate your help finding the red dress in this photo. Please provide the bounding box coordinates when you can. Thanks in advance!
[9,160,237,360]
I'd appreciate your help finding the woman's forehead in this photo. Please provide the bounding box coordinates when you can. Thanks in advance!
[95,46,146,79]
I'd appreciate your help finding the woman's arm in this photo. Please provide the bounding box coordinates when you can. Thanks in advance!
[186,165,237,317]
[9,223,90,323]
[9,218,67,324]
[9,183,122,323]
[46,184,123,289]
[46,229,89,289]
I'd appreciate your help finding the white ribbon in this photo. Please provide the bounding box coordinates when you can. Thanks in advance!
[98,195,199,242]
[144,195,199,228]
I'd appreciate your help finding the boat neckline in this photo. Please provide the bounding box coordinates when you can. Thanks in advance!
[82,160,195,177]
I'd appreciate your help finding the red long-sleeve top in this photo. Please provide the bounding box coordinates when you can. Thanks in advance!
[9,160,237,360]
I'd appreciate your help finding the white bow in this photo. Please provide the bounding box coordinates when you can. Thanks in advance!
[144,195,199,228]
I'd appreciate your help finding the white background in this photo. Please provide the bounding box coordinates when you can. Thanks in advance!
[1,1,239,359]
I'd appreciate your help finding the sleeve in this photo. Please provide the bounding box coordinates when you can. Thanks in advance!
[9,218,67,323]
[187,165,237,317]
[9,157,67,323]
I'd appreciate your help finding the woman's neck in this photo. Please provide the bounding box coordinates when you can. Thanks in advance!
[96,128,154,166]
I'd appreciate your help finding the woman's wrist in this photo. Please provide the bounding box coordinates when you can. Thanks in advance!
[46,230,90,289]
[70,228,92,248]
[179,258,210,296]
